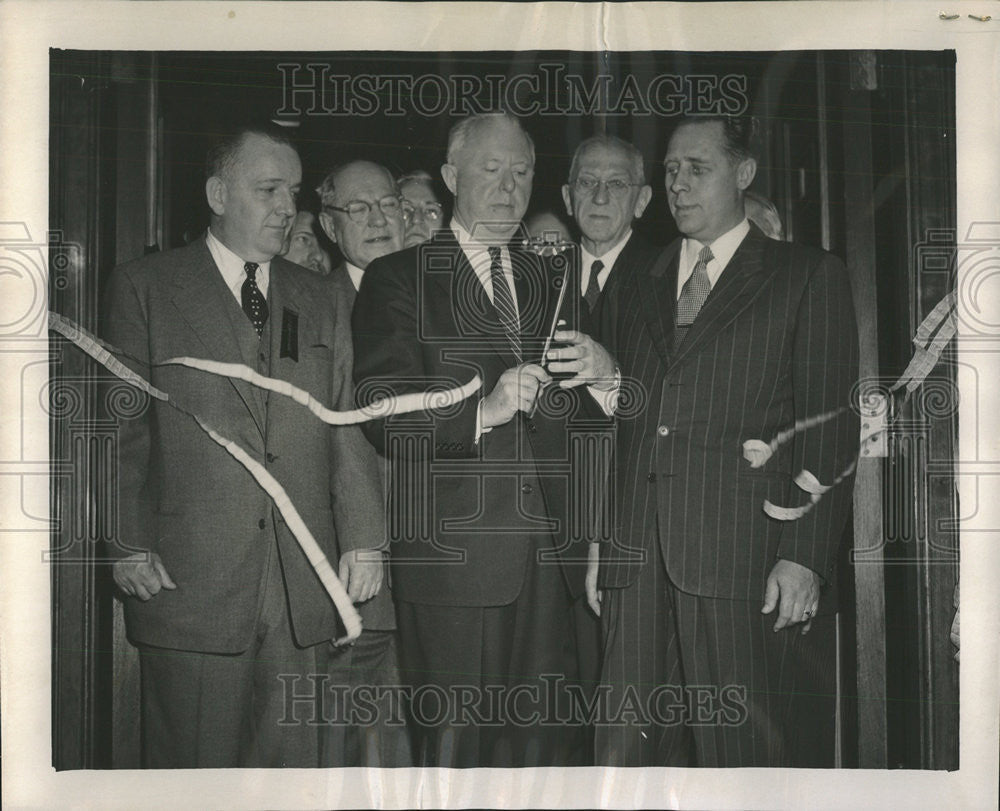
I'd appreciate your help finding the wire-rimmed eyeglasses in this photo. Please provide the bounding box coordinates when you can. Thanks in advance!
[401,200,444,223]
[572,177,640,197]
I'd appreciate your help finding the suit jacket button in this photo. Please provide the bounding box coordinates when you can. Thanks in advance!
[266,452,277,463]
[526,421,537,433]
[657,425,670,437]
[521,483,533,495]
[647,472,657,482]
[258,518,266,529]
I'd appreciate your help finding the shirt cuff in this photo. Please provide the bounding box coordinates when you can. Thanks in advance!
[474,399,492,445]
[587,367,620,416]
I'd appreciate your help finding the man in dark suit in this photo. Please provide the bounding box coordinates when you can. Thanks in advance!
[315,159,412,766]
[558,115,859,767]
[352,112,604,767]
[561,134,659,317]
[559,134,661,706]
[104,126,385,768]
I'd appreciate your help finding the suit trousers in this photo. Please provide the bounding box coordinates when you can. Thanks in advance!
[318,629,415,767]
[138,539,320,768]
[395,544,583,768]
[596,541,837,768]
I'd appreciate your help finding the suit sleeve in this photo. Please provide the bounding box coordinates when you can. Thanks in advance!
[352,255,481,460]
[102,266,154,560]
[775,252,860,580]
[326,279,387,555]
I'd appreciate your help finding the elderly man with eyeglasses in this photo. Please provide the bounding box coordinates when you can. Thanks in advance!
[396,169,445,248]
[317,160,406,299]
[314,159,412,767]
[561,135,661,318]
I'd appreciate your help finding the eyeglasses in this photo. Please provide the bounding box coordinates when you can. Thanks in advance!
[325,195,405,224]
[573,177,640,197]
[401,200,444,223]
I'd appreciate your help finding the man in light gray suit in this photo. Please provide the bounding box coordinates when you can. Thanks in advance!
[105,125,385,768]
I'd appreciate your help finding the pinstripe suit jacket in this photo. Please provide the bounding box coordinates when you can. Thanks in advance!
[599,226,859,600]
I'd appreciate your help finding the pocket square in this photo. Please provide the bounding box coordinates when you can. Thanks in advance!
[280,308,299,361]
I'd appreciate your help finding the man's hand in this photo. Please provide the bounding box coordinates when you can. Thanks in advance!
[761,559,820,633]
[339,548,384,604]
[113,552,177,601]
[585,541,603,617]
[546,330,616,389]
[480,363,551,429]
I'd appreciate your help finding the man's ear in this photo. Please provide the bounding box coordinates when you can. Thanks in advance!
[205,176,226,217]
[634,185,653,218]
[441,163,458,197]
[560,185,574,218]
[318,211,339,244]
[736,158,757,191]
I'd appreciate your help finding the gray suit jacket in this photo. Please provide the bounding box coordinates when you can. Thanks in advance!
[104,238,386,652]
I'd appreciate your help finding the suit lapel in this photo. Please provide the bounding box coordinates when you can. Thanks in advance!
[670,227,774,369]
[638,239,681,368]
[168,239,265,436]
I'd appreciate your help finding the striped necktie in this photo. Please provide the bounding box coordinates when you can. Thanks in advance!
[487,246,522,362]
[674,245,713,348]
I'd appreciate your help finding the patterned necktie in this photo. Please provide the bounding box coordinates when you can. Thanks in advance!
[584,259,604,312]
[241,261,268,337]
[488,246,521,362]
[674,245,713,347]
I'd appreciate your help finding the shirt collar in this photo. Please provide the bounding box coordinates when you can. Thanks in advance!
[680,218,750,290]
[345,262,365,292]
[450,219,500,256]
[206,227,271,298]
[580,228,632,271]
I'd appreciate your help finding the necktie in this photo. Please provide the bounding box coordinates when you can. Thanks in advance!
[488,246,521,362]
[674,245,713,347]
[584,259,604,312]
[241,261,268,337]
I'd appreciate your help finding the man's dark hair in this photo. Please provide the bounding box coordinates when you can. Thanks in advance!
[675,114,759,165]
[205,124,297,181]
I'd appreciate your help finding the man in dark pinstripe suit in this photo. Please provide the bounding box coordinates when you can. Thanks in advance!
[554,115,859,767]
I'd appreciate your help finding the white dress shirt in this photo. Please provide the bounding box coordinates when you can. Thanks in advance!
[206,228,271,302]
[580,229,632,295]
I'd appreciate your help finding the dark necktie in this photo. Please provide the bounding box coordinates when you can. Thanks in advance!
[584,259,604,312]
[241,261,268,337]
[487,246,521,362]
[674,245,713,348]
